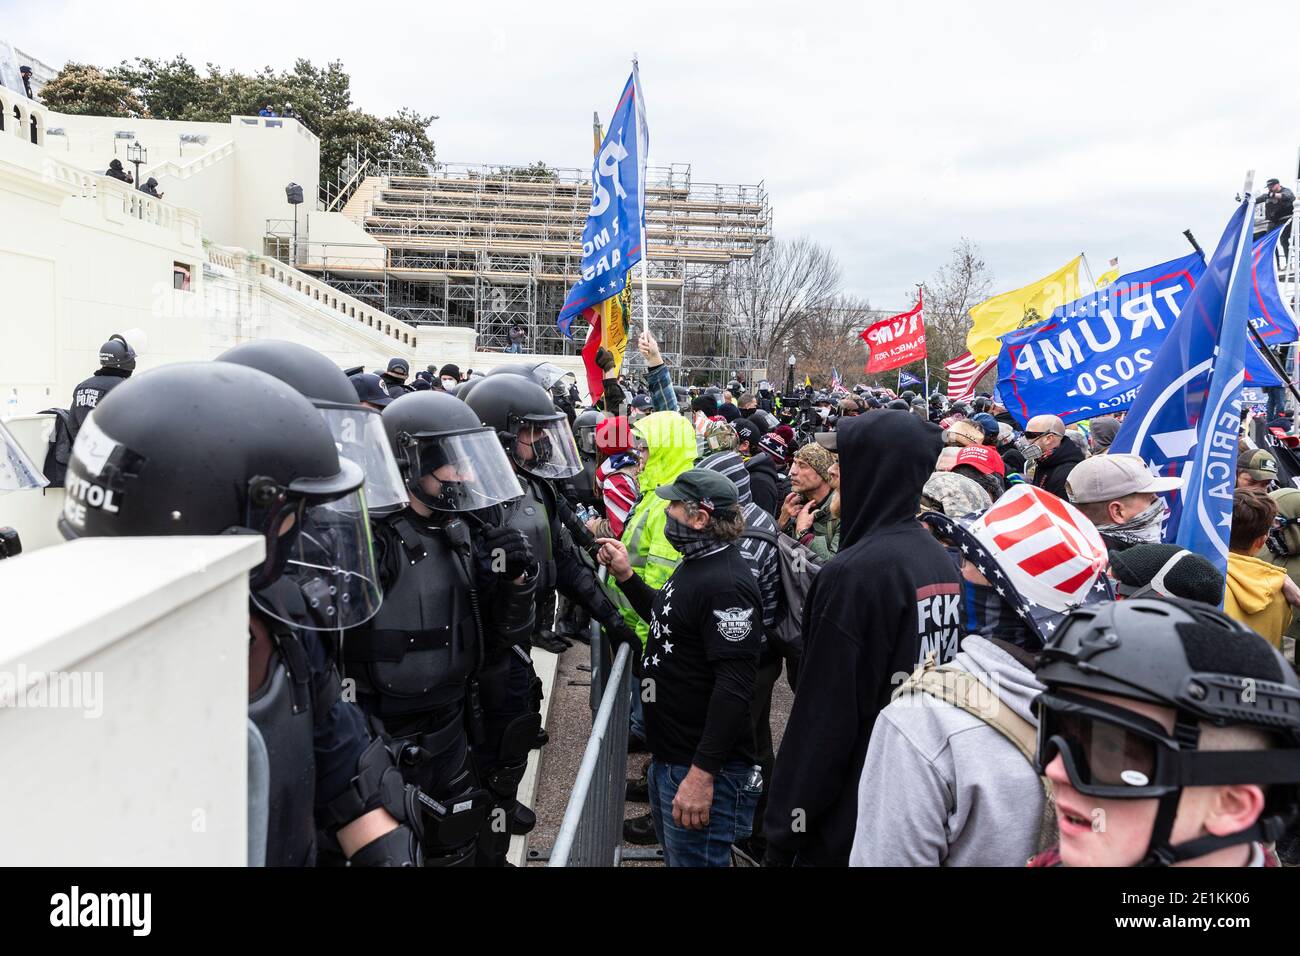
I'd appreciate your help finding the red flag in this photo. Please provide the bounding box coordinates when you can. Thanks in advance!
[862,291,926,373]
[581,307,605,402]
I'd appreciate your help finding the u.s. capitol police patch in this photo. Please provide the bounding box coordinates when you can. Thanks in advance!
[713,607,754,642]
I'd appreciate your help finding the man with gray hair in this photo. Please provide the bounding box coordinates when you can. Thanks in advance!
[1024,413,1084,499]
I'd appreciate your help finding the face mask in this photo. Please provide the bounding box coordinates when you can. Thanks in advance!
[1098,497,1168,543]
[664,514,692,552]
[817,407,830,421]
[442,378,458,389]
[1016,437,1043,463]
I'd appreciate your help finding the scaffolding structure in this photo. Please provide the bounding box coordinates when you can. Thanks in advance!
[284,160,774,380]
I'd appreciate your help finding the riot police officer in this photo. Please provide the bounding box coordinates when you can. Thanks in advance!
[58,362,424,866]
[68,334,137,438]
[463,376,641,792]
[345,390,539,866]
[552,408,607,644]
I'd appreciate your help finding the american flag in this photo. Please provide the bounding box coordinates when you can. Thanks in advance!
[830,367,843,390]
[944,351,998,402]
[970,485,1108,612]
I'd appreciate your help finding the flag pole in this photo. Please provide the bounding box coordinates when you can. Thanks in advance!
[917,284,928,396]
[1080,252,1097,292]
[633,55,650,339]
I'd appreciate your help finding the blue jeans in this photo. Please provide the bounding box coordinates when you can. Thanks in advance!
[646,758,761,867]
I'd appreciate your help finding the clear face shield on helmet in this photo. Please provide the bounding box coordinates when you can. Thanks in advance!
[0,420,48,494]
[248,459,384,632]
[315,401,408,516]
[402,426,525,512]
[511,414,583,479]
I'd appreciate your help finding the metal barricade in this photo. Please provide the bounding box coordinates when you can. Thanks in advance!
[548,628,632,868]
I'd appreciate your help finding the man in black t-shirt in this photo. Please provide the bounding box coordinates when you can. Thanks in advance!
[597,468,764,867]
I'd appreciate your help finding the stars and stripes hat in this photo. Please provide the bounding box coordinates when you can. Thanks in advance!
[922,484,1112,640]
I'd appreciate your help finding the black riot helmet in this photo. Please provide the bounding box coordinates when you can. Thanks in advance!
[1034,597,1300,866]
[217,339,408,515]
[572,409,608,457]
[463,374,583,479]
[57,362,382,631]
[382,391,523,512]
[99,334,137,372]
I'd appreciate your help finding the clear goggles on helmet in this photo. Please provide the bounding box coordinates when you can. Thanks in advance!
[401,426,525,511]
[247,458,383,632]
[510,414,583,479]
[316,402,407,516]
[0,420,48,493]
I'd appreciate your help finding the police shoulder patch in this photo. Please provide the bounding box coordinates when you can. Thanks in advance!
[713,606,754,642]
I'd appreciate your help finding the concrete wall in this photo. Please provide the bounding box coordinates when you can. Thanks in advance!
[0,536,259,865]
[41,112,320,255]
[0,124,207,417]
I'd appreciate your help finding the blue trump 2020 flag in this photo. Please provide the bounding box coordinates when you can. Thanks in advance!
[1108,193,1257,579]
[997,244,1284,427]
[557,66,649,337]
[997,252,1203,426]
[898,369,923,390]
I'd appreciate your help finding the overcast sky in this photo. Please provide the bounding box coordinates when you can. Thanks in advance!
[12,0,1298,310]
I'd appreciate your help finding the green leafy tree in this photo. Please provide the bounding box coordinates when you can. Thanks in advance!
[38,62,144,117]
[41,56,436,186]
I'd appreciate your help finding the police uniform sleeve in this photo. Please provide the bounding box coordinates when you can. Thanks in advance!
[302,632,374,820]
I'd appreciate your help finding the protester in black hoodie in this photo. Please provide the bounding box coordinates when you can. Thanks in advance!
[762,411,962,866]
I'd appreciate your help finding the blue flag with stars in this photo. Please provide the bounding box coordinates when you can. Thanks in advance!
[1108,194,1257,581]
[898,369,923,390]
[557,66,649,337]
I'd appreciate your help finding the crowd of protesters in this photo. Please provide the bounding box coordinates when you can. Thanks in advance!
[44,321,1300,871]
[549,337,1300,869]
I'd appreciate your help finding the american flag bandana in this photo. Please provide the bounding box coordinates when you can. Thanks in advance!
[922,484,1112,641]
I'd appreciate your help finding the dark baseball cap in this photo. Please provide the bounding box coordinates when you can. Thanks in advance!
[655,468,739,513]
[350,371,392,407]
[386,357,410,378]
[1267,178,1280,187]
[733,418,762,447]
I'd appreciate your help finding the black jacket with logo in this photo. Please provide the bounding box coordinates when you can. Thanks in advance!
[617,544,762,773]
[763,410,962,866]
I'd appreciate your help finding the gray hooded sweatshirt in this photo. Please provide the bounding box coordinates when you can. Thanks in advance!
[849,636,1046,867]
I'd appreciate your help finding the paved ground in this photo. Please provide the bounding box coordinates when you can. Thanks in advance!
[525,640,794,866]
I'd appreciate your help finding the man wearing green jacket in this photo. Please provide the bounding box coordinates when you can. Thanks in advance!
[608,410,700,648]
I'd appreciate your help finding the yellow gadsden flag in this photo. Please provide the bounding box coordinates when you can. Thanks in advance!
[965,256,1086,362]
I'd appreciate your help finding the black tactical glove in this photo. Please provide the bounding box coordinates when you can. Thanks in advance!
[595,347,616,373]
[476,526,536,581]
[347,824,422,867]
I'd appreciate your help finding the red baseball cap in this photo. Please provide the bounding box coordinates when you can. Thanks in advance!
[955,444,1005,476]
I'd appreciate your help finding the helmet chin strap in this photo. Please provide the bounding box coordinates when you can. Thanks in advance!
[1136,713,1275,866]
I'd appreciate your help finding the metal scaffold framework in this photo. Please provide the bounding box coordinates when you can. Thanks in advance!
[283,160,774,380]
